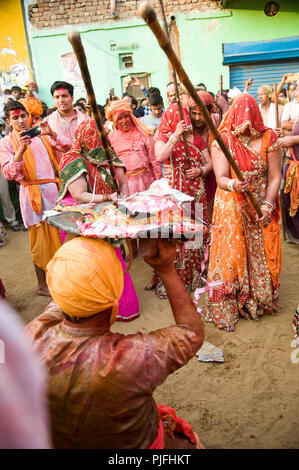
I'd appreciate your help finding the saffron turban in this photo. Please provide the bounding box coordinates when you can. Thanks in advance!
[19,97,43,127]
[106,99,152,136]
[46,237,124,324]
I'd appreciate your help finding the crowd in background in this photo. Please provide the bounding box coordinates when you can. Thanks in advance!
[0,69,298,448]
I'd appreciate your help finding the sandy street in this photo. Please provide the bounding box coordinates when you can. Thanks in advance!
[1,228,298,449]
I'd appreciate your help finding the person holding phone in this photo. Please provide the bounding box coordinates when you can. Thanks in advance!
[0,101,71,296]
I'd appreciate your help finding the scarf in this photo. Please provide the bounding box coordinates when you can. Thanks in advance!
[10,130,59,215]
[106,99,152,137]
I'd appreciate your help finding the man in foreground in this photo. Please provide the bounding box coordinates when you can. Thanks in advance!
[25,237,205,449]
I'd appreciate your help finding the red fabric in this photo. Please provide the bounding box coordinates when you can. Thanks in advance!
[187,91,216,113]
[0,279,5,299]
[59,120,115,196]
[147,413,165,449]
[147,404,198,449]
[216,93,278,172]
[193,134,208,153]
[158,103,191,144]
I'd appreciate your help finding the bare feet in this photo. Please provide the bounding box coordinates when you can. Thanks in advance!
[37,287,51,297]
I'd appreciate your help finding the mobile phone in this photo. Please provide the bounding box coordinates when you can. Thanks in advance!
[20,126,41,138]
[109,88,115,96]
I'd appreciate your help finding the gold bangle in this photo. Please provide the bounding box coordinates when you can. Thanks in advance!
[169,134,179,145]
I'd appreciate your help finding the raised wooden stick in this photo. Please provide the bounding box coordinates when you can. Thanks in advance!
[273,82,279,128]
[218,74,223,121]
[219,74,223,94]
[159,0,190,168]
[67,30,120,194]
[139,2,262,217]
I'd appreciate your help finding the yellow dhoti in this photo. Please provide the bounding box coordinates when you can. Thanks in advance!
[28,222,62,271]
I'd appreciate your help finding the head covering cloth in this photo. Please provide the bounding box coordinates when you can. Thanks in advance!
[46,237,124,325]
[106,99,152,136]
[187,91,216,113]
[19,97,43,127]
[215,93,278,172]
[157,103,191,143]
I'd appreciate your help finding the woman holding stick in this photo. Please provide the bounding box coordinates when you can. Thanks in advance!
[146,102,212,299]
[57,119,140,323]
[204,93,282,332]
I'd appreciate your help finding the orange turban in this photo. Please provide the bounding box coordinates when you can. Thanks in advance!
[46,237,124,325]
[106,99,152,136]
[187,91,216,113]
[19,97,43,127]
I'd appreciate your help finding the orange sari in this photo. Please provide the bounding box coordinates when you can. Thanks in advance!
[204,94,282,331]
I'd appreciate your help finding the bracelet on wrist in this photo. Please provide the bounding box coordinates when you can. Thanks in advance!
[262,199,276,210]
[201,167,206,177]
[227,179,236,192]
[169,134,179,145]
[261,205,273,215]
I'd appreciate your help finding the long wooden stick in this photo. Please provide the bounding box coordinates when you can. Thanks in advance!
[158,0,190,168]
[218,74,223,121]
[139,2,262,217]
[67,30,120,194]
[273,82,279,128]
[219,74,223,94]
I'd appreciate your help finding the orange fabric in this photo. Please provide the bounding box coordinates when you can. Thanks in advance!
[9,131,59,215]
[106,99,152,137]
[28,222,62,271]
[21,178,59,187]
[19,97,43,127]
[205,94,281,330]
[46,237,124,325]
[229,129,281,288]
[260,131,282,287]
[284,148,299,217]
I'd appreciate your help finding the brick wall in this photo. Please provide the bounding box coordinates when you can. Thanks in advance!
[28,0,222,29]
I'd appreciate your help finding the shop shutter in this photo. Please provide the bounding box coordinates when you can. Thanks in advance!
[229,60,299,98]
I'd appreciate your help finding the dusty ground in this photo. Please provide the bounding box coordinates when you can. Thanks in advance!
[1,228,299,449]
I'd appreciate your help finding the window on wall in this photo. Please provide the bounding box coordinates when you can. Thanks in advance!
[121,73,151,105]
[119,54,134,70]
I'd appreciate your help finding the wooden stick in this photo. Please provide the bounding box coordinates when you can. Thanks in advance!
[139,2,262,217]
[67,30,120,194]
[218,74,223,121]
[158,0,191,168]
[273,82,279,128]
[219,74,223,94]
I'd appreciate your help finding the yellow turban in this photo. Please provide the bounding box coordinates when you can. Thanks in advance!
[46,237,124,324]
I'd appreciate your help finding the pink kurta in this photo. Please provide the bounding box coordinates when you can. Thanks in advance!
[0,134,68,227]
[44,109,89,162]
[109,127,162,194]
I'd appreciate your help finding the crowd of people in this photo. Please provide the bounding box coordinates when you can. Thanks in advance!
[0,70,298,449]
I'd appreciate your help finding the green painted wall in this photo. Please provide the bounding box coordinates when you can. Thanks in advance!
[28,0,299,106]
[178,0,299,92]
[30,19,170,106]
